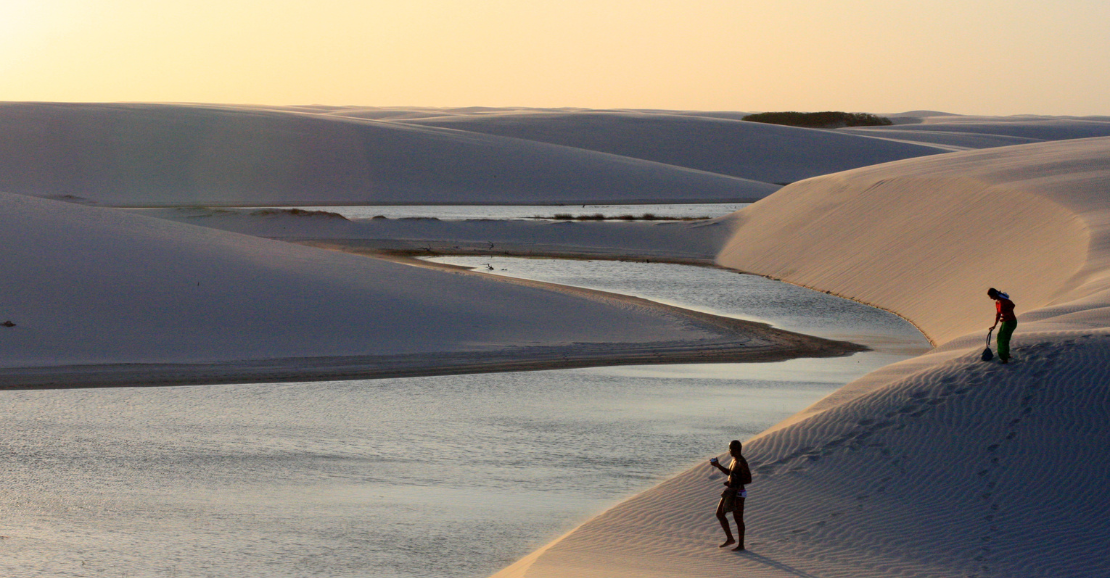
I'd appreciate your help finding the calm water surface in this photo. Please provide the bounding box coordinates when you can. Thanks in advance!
[0,259,927,578]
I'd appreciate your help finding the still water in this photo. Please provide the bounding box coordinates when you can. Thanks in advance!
[0,260,927,578]
[427,257,927,355]
[254,203,749,221]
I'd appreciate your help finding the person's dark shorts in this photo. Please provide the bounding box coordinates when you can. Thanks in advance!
[721,489,747,512]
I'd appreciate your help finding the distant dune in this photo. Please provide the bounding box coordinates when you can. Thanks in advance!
[843,115,1110,150]
[0,103,774,206]
[888,110,961,117]
[396,110,948,184]
[497,136,1110,577]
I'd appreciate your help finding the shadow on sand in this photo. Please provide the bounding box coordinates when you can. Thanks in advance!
[741,551,823,578]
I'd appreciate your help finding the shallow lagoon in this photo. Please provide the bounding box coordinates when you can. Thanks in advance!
[0,260,927,578]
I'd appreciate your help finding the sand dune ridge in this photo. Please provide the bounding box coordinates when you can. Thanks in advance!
[496,137,1110,577]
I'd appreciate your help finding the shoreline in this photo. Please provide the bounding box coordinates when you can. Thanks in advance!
[0,338,859,390]
[1,252,864,390]
[312,244,719,267]
[361,247,938,346]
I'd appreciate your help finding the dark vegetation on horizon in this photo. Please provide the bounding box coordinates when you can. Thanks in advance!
[542,213,709,222]
[249,208,349,220]
[742,111,893,129]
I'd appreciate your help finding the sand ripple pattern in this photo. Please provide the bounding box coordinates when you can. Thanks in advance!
[495,137,1110,577]
[502,333,1110,578]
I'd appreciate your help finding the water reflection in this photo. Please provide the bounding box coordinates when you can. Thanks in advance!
[426,256,931,357]
[0,258,928,578]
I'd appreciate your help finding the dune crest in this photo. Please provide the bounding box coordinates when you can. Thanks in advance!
[397,110,948,184]
[842,116,1110,150]
[0,103,772,206]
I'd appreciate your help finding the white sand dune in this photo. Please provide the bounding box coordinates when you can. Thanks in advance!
[886,110,962,119]
[0,103,773,206]
[8,103,1109,574]
[0,192,857,387]
[842,115,1110,150]
[839,127,1041,151]
[395,110,949,184]
[320,105,560,121]
[495,137,1110,577]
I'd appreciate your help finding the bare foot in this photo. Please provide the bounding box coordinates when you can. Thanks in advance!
[732,544,746,551]
[719,538,736,548]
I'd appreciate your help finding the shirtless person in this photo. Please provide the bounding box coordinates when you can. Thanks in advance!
[710,440,751,551]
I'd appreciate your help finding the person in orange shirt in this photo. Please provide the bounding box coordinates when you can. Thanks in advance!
[988,288,1017,364]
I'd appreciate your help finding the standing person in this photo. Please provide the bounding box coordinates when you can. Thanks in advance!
[988,288,1018,364]
[710,440,751,551]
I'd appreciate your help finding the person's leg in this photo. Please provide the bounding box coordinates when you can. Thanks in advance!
[998,320,1017,362]
[716,499,735,547]
[731,498,746,551]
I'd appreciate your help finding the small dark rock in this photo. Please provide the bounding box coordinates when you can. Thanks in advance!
[2,320,15,327]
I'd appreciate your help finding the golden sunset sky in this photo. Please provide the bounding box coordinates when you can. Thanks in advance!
[3,0,1108,115]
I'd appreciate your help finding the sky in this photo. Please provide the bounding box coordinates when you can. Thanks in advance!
[3,0,1108,116]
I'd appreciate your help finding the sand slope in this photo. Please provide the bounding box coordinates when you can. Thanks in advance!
[718,140,1106,345]
[0,192,859,387]
[495,137,1110,577]
[842,115,1110,150]
[397,110,948,184]
[0,103,773,206]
